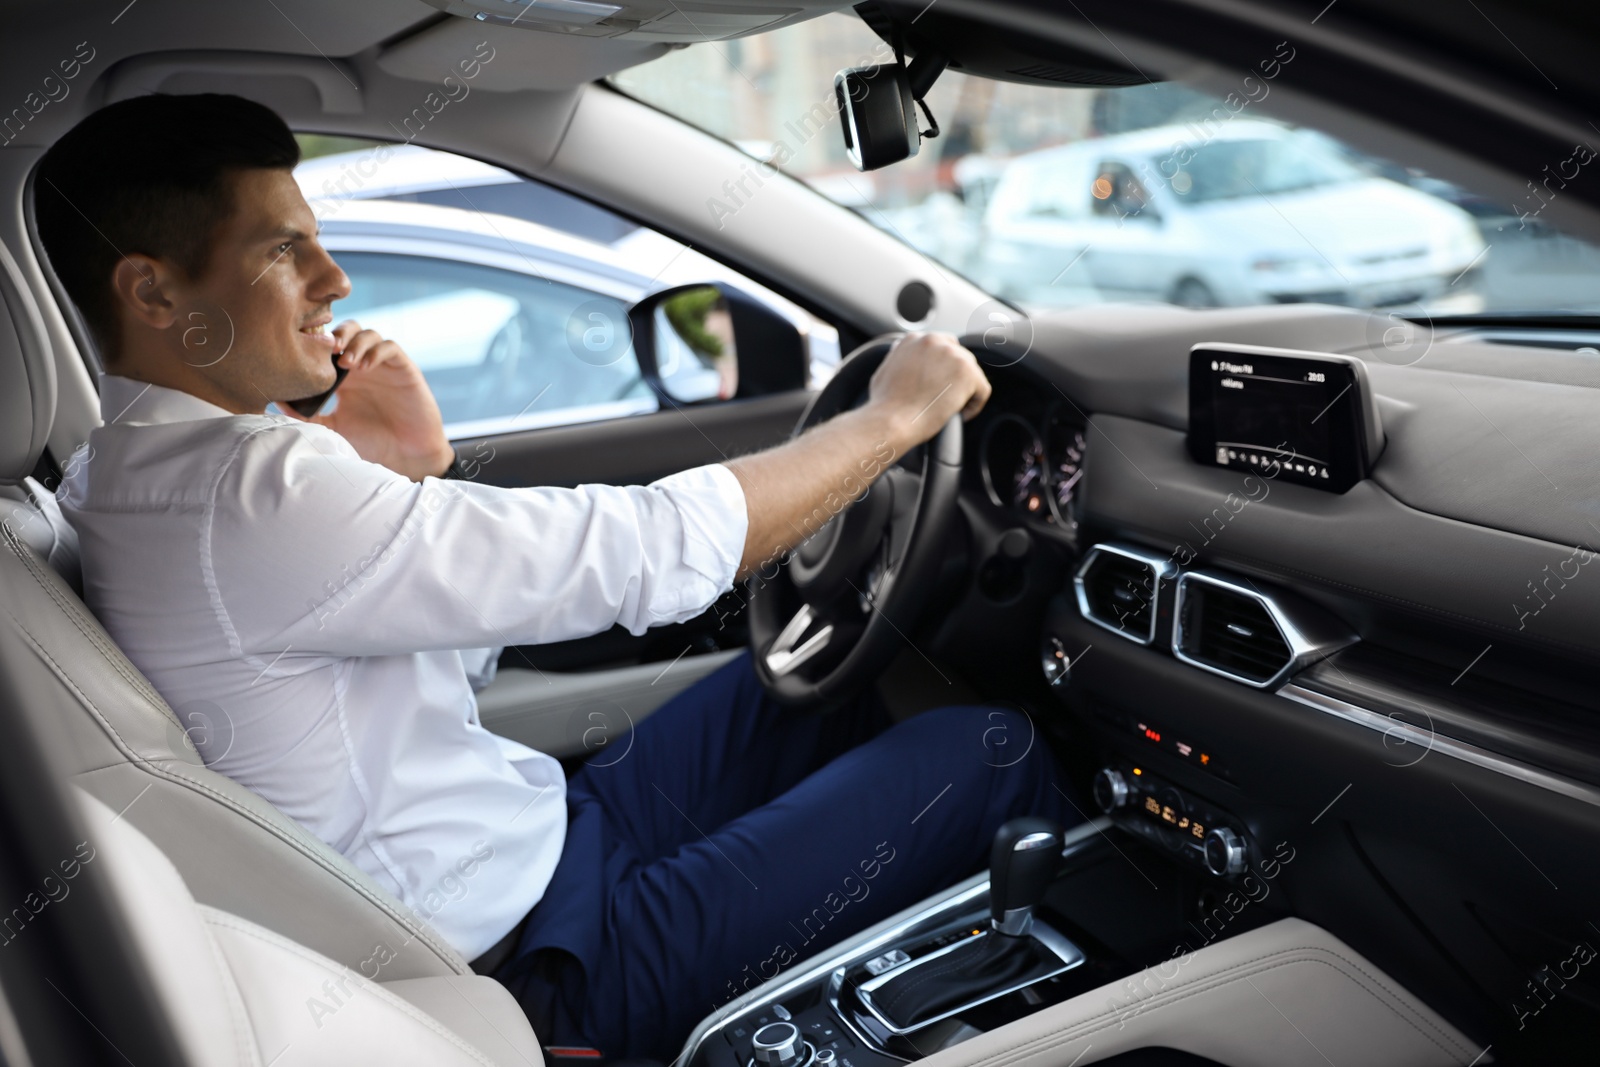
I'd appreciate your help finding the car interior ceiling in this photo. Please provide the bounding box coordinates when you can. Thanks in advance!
[3,0,1600,1065]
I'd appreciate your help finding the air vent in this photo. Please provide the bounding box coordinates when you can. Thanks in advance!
[1175,573,1324,687]
[1074,544,1175,645]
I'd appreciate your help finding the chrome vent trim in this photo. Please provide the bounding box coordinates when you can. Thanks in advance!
[1073,542,1176,646]
[1173,571,1347,688]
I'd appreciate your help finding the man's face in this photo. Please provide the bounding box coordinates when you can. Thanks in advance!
[181,167,351,409]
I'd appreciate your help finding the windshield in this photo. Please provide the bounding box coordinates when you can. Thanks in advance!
[610,13,1600,317]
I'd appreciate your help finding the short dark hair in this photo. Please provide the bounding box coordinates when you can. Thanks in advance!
[34,93,300,360]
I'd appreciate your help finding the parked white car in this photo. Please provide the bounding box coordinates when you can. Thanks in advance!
[972,120,1488,311]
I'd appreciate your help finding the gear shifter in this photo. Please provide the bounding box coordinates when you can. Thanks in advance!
[856,817,1072,1033]
[989,816,1064,937]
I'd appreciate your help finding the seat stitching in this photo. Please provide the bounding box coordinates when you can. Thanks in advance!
[998,947,1472,1062]
[3,526,171,710]
[200,907,502,1067]
[441,978,542,1066]
[199,914,266,1067]
[943,943,1476,1067]
[0,593,468,974]
[3,527,468,969]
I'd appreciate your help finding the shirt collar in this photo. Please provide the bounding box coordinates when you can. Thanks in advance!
[98,374,238,427]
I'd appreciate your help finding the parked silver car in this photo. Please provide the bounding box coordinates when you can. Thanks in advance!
[296,146,839,437]
[972,121,1488,312]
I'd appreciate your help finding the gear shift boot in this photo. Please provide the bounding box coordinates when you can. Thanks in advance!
[858,929,1063,1032]
[855,818,1084,1035]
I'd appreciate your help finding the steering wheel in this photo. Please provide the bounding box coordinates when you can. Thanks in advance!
[748,335,963,709]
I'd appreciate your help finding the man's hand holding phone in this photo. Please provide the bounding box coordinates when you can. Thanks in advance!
[278,321,456,482]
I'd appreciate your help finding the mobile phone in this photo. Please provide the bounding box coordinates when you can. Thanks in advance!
[285,351,349,417]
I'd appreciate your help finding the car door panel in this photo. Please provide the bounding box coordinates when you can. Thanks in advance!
[476,649,742,760]
[457,388,809,490]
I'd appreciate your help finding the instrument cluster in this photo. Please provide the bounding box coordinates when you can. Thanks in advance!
[979,399,1088,538]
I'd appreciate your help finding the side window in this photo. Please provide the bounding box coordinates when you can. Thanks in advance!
[332,252,653,435]
[293,138,838,437]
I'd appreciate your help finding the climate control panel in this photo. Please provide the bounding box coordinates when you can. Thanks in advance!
[1093,762,1252,879]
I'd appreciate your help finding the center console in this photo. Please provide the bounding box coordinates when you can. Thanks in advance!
[720,905,1084,1067]
[681,821,1066,1067]
[677,796,1480,1067]
[677,818,1200,1067]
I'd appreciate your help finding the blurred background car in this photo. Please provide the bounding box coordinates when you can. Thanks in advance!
[970,121,1488,311]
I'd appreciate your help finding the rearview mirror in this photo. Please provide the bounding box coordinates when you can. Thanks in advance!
[834,64,920,172]
[834,50,947,172]
[629,284,807,404]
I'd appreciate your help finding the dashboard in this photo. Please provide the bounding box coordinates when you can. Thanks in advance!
[939,302,1600,1060]
[669,304,1600,1066]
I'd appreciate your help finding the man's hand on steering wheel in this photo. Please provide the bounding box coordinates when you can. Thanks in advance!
[727,330,992,708]
[725,331,990,579]
[865,331,994,453]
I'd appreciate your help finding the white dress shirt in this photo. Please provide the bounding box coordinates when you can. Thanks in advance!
[58,374,748,959]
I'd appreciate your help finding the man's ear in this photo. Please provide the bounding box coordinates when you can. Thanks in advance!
[110,254,181,331]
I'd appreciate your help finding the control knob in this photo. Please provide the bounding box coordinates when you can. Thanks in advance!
[1203,826,1248,877]
[1092,768,1129,813]
[751,1022,807,1067]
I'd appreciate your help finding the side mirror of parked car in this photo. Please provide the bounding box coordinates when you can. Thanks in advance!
[628,283,808,405]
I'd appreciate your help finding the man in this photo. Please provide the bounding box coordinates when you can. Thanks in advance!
[37,93,1076,1058]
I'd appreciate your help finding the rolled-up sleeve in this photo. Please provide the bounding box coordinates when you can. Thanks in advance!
[209,421,748,657]
[638,461,748,624]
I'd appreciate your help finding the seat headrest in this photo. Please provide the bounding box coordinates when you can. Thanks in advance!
[0,238,56,485]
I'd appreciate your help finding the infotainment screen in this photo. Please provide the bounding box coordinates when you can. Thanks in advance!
[1187,343,1382,494]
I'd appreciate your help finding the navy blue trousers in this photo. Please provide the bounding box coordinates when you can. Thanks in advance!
[495,652,1079,1060]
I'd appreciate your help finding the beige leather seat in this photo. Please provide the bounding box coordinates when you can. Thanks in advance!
[0,242,503,992]
[75,787,541,1066]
